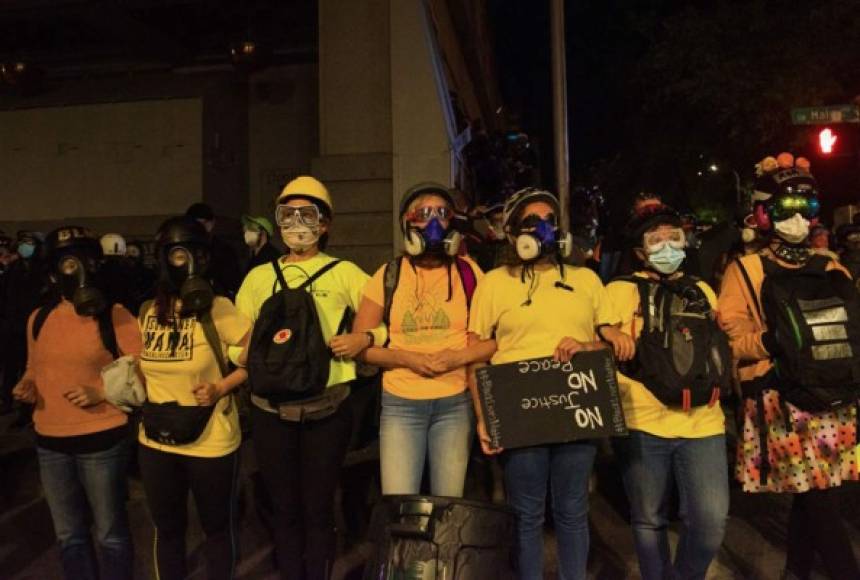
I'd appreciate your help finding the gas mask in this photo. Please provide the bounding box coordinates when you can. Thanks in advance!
[404,217,462,257]
[166,246,213,312]
[511,214,572,262]
[57,254,107,316]
[774,213,810,244]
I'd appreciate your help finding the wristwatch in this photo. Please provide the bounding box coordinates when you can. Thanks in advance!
[365,331,375,347]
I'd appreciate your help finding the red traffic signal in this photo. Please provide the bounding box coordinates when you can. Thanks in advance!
[819,127,837,154]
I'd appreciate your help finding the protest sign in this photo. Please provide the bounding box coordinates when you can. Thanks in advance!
[477,349,627,450]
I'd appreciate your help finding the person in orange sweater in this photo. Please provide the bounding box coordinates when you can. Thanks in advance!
[719,154,859,580]
[13,226,142,580]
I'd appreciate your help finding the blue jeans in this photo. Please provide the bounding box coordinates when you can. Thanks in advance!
[613,431,729,580]
[38,438,133,580]
[503,441,597,580]
[380,389,474,497]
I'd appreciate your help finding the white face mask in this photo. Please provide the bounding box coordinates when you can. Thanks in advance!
[243,230,261,248]
[282,225,320,252]
[774,213,810,244]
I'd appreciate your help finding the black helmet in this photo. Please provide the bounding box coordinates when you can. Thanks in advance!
[44,226,107,316]
[44,226,102,263]
[155,216,209,250]
[625,204,681,244]
[155,216,213,312]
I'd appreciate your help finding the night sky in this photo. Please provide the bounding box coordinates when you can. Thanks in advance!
[490,0,860,222]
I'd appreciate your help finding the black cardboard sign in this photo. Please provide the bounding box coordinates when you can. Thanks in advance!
[477,349,628,450]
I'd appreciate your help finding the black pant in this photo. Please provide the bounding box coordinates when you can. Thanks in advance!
[139,445,239,580]
[251,401,352,580]
[785,487,860,579]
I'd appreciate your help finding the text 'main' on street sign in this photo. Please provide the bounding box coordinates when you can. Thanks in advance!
[791,105,859,125]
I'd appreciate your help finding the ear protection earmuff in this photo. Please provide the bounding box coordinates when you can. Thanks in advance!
[511,230,573,261]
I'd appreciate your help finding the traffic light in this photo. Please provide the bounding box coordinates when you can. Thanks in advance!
[819,127,837,155]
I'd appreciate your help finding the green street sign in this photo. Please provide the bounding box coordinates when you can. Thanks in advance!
[791,104,860,125]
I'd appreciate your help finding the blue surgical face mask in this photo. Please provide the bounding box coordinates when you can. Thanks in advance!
[17,243,35,259]
[647,244,685,274]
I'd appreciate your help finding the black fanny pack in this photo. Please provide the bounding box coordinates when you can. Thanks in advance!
[142,401,216,445]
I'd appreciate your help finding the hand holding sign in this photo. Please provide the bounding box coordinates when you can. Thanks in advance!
[477,349,627,451]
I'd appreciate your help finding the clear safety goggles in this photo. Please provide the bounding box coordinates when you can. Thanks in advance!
[276,204,321,228]
[406,205,454,223]
[643,228,686,253]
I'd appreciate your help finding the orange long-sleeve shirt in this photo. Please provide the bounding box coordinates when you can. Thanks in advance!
[25,302,143,437]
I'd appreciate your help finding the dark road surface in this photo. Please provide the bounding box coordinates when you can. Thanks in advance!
[2,409,858,580]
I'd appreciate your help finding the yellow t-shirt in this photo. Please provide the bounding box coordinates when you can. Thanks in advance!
[138,296,252,458]
[234,253,380,387]
[469,264,619,365]
[606,273,725,438]
[364,256,484,399]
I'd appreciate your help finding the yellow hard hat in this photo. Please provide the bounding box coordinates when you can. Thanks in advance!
[277,176,333,214]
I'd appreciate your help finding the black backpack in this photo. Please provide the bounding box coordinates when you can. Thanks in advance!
[247,259,346,402]
[751,254,860,411]
[617,276,732,410]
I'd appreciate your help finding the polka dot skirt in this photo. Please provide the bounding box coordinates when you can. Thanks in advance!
[737,389,859,493]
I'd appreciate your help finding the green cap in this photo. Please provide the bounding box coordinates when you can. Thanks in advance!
[242,215,274,236]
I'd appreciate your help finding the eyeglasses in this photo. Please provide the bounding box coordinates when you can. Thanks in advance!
[276,204,321,227]
[769,195,820,222]
[643,228,686,252]
[406,206,454,222]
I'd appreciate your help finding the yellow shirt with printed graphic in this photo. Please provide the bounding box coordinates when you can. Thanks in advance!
[234,253,382,387]
[469,264,619,365]
[138,296,252,458]
[605,273,725,438]
[363,256,484,400]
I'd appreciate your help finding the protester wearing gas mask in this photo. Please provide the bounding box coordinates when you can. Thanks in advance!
[352,183,494,499]
[2,230,47,423]
[135,216,251,580]
[12,226,141,580]
[241,214,281,275]
[719,153,860,579]
[466,188,633,580]
[234,175,382,580]
[607,203,729,580]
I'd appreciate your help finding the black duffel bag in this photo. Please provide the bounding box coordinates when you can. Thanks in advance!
[142,401,215,445]
[363,495,516,580]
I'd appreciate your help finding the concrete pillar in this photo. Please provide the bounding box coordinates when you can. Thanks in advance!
[316,0,453,272]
